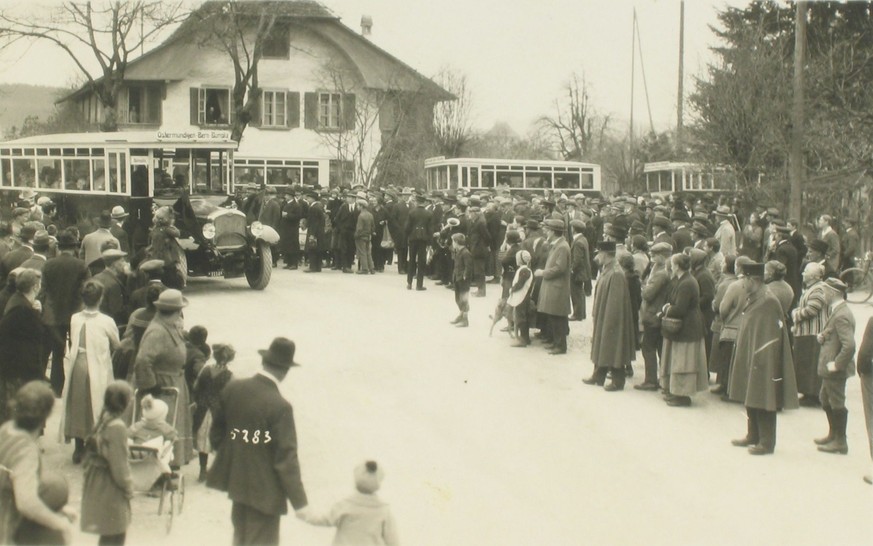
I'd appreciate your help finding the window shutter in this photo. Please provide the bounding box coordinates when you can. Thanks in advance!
[342,93,356,131]
[303,92,318,129]
[250,90,261,127]
[287,92,300,128]
[190,88,199,125]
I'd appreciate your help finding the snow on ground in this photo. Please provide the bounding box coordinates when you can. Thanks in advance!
[41,265,873,545]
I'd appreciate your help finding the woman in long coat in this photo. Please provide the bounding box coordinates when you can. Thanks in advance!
[0,270,44,424]
[133,289,193,466]
[80,381,134,544]
[192,344,235,482]
[60,280,120,464]
[660,253,709,406]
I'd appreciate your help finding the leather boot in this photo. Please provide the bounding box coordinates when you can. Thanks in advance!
[583,368,607,386]
[733,407,760,447]
[818,409,848,454]
[450,314,463,325]
[456,312,469,328]
[749,410,776,454]
[814,405,835,445]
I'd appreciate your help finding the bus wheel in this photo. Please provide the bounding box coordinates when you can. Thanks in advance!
[246,241,272,290]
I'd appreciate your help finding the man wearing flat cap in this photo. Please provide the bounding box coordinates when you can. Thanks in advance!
[767,223,801,307]
[80,211,120,276]
[806,238,837,280]
[817,214,841,274]
[92,249,130,327]
[713,205,737,258]
[729,262,799,455]
[814,278,855,455]
[208,337,309,545]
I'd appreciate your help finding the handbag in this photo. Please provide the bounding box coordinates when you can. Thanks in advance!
[661,316,683,336]
[381,228,394,249]
[719,324,738,342]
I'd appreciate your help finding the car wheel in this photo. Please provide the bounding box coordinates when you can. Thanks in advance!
[246,241,272,290]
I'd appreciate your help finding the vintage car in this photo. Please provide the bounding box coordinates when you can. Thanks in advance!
[156,193,279,290]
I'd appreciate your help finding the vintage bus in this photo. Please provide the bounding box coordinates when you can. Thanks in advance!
[424,157,602,196]
[643,161,738,197]
[0,130,277,289]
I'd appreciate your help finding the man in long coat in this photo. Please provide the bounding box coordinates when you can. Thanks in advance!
[729,262,799,455]
[769,224,801,308]
[302,191,326,272]
[535,219,572,355]
[208,337,309,546]
[92,249,130,328]
[585,241,636,391]
[279,190,304,269]
[568,219,591,322]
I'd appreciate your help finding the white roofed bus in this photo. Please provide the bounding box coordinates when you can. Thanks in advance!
[643,161,739,198]
[424,157,602,196]
[0,131,278,289]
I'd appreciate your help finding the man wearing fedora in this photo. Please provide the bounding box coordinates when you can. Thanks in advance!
[109,206,131,253]
[405,193,433,291]
[41,229,90,395]
[92,249,130,328]
[713,205,736,258]
[208,337,309,546]
[80,211,120,276]
[334,192,360,273]
[535,219,572,355]
[0,224,37,287]
[19,230,52,273]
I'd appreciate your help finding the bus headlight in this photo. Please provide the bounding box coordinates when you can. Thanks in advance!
[202,223,216,239]
[250,221,264,237]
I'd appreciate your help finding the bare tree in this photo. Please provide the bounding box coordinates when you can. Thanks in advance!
[0,1,186,131]
[189,1,281,142]
[432,67,472,158]
[539,73,611,160]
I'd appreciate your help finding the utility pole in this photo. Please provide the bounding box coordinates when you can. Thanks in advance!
[789,2,807,221]
[629,8,636,188]
[676,1,685,156]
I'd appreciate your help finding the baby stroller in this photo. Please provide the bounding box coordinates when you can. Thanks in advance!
[128,387,186,533]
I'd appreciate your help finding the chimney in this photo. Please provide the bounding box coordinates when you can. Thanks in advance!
[361,15,373,37]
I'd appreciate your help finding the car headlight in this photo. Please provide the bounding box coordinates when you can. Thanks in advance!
[250,221,264,237]
[202,223,216,239]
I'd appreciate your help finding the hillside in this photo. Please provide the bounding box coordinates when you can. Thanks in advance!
[0,84,67,133]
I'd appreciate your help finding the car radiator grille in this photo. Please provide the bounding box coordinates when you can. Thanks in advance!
[214,215,247,249]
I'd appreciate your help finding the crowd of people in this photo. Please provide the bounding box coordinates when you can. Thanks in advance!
[0,183,872,545]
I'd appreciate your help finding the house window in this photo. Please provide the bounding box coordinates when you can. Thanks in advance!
[318,93,341,130]
[123,85,161,124]
[262,90,287,127]
[262,26,290,59]
[198,88,232,125]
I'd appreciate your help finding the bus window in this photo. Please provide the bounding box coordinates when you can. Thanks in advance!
[92,159,106,191]
[12,158,35,187]
[525,172,548,189]
[555,172,579,189]
[37,158,62,189]
[450,165,459,188]
[580,172,594,189]
[303,166,318,185]
[131,165,149,197]
[63,159,90,190]
[0,159,10,187]
[107,152,126,193]
[469,167,478,188]
[267,166,296,186]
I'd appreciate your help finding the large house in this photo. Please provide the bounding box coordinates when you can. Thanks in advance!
[61,0,452,189]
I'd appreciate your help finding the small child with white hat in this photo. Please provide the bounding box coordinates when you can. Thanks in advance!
[129,394,178,474]
[297,460,399,545]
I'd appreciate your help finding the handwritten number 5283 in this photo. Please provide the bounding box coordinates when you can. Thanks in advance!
[230,428,272,444]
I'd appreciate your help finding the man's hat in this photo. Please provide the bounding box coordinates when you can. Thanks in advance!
[258,337,299,368]
[154,288,188,311]
[714,205,732,217]
[525,219,540,230]
[12,207,30,219]
[18,189,36,202]
[650,242,674,256]
[629,220,646,234]
[101,248,127,263]
[139,259,165,273]
[808,238,829,255]
[569,219,586,231]
[543,218,565,232]
[110,206,128,219]
[18,224,37,242]
[691,221,710,237]
[37,196,53,207]
[653,215,672,230]
[605,224,628,241]
[33,230,51,248]
[773,223,791,234]
[670,209,691,223]
[596,241,617,253]
[356,191,368,200]
[446,217,461,228]
[824,278,848,293]
[741,262,766,278]
[766,207,781,218]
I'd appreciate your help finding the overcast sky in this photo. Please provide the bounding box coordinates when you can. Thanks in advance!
[0,0,748,134]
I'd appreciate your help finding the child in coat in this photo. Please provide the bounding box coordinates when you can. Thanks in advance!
[450,233,474,328]
[129,395,177,474]
[509,250,534,347]
[298,460,399,546]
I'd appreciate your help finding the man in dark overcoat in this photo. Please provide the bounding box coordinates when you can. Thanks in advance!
[40,230,90,395]
[279,189,304,269]
[405,194,433,291]
[387,191,410,274]
[729,262,799,455]
[302,191,326,272]
[92,249,130,327]
[535,219,572,355]
[207,337,309,546]
[568,219,591,322]
[769,224,801,308]
[585,241,636,391]
[466,198,491,296]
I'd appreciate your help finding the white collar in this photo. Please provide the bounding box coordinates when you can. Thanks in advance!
[257,370,281,386]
